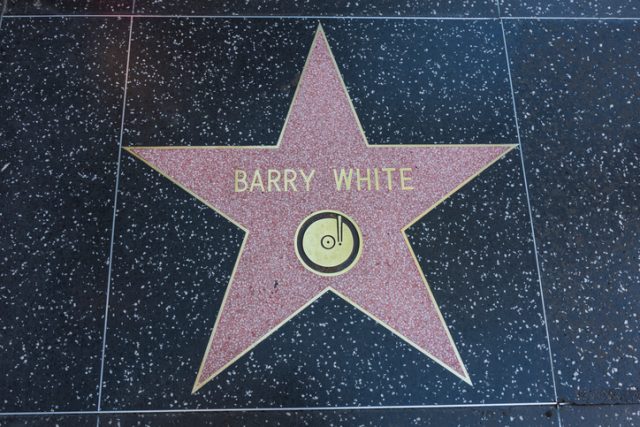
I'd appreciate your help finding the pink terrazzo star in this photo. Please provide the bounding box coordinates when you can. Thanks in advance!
[127,25,514,392]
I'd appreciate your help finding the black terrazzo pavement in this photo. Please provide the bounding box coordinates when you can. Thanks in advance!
[123,19,316,147]
[124,19,517,147]
[0,3,639,426]
[498,0,640,17]
[323,20,517,146]
[408,150,554,403]
[4,0,133,15]
[0,415,96,426]
[0,17,128,412]
[99,406,559,426]
[132,0,500,18]
[505,20,640,405]
[560,404,640,427]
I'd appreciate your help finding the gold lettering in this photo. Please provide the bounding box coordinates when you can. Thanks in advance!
[333,168,353,191]
[399,168,413,191]
[373,168,380,191]
[381,167,396,191]
[283,169,297,192]
[249,170,265,192]
[234,169,248,192]
[236,167,413,193]
[267,169,281,192]
[356,168,371,191]
[300,169,316,192]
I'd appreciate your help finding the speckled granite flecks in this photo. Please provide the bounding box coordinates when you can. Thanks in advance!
[498,0,639,17]
[0,18,129,411]
[322,20,517,146]
[99,406,559,426]
[123,19,316,147]
[560,404,640,427]
[124,19,517,147]
[0,415,97,426]
[505,21,640,404]
[5,0,133,15]
[408,150,554,402]
[133,0,499,17]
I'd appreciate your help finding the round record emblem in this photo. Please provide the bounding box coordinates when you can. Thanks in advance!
[295,210,362,276]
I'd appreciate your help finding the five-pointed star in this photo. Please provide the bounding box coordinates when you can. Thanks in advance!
[126,25,514,392]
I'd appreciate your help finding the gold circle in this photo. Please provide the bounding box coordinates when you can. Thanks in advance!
[294,210,362,277]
